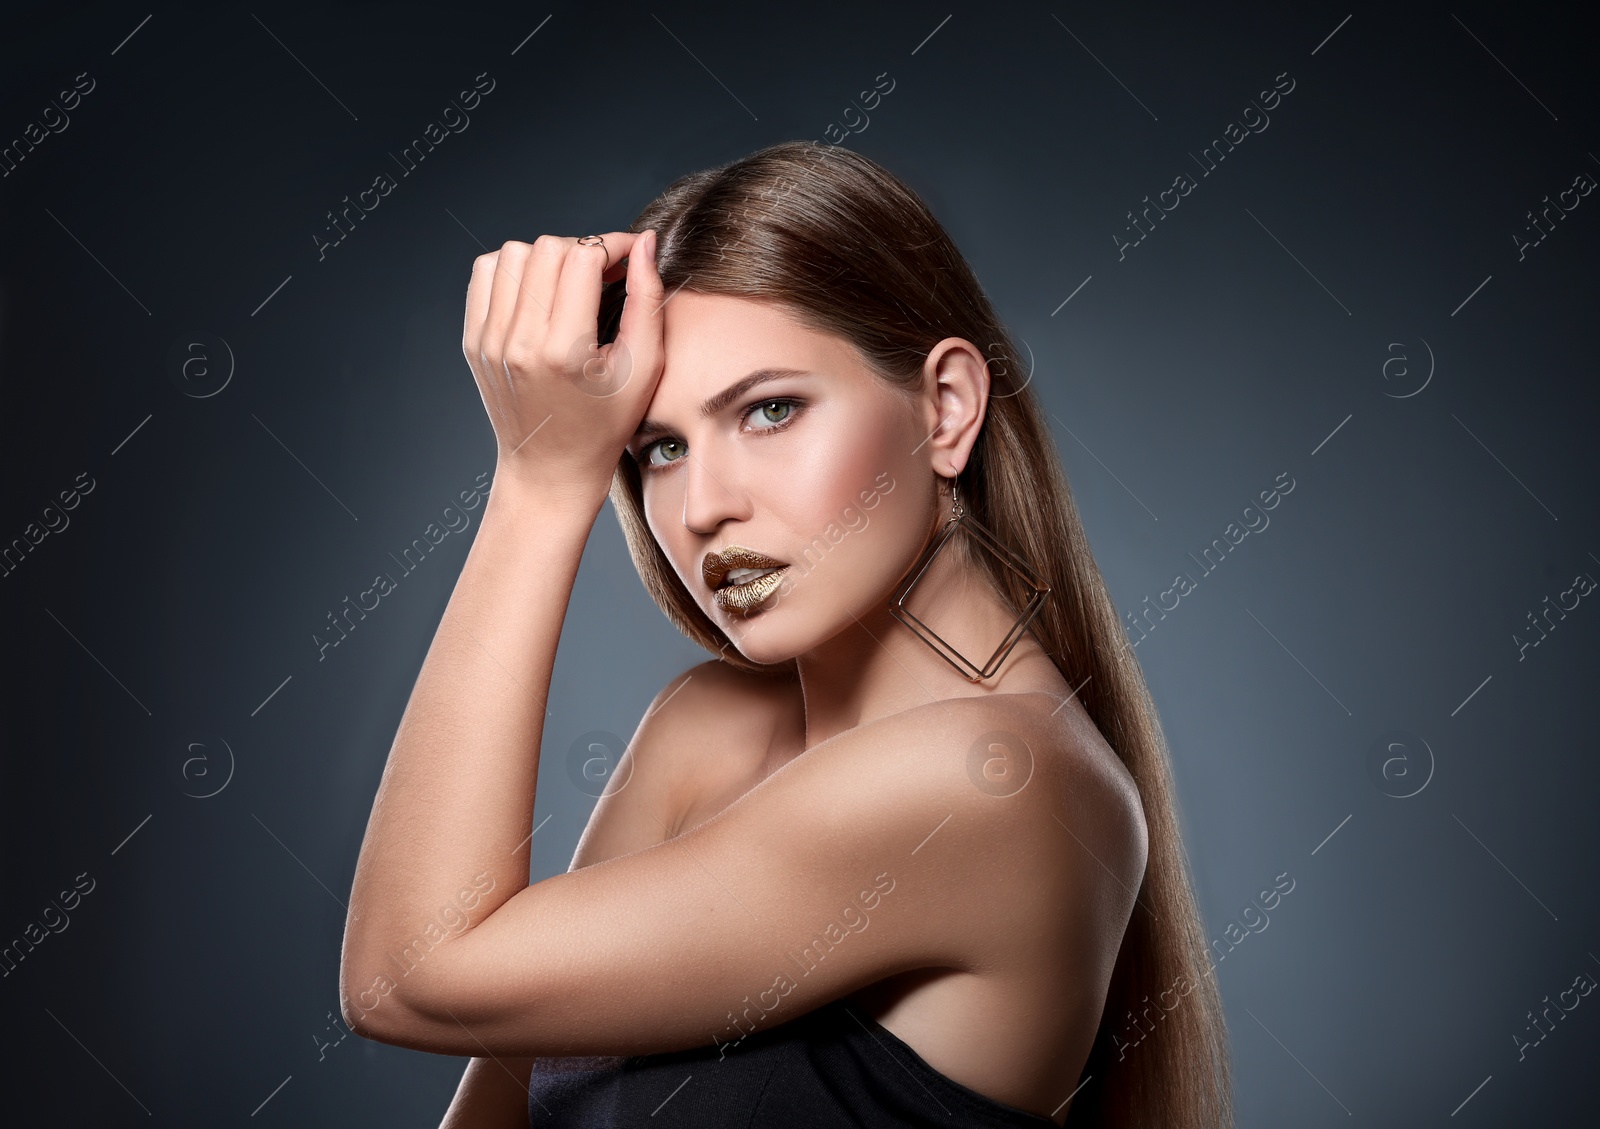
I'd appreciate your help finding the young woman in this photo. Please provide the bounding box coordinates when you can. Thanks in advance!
[339,141,1231,1128]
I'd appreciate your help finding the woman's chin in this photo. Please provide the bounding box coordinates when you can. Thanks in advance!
[719,626,789,667]
[716,611,808,668]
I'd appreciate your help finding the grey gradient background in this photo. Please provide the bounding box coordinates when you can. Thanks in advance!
[1,1,1596,1125]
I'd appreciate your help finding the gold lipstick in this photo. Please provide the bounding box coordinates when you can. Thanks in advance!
[703,546,791,612]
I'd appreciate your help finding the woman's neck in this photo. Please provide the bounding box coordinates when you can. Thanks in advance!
[791,546,1059,751]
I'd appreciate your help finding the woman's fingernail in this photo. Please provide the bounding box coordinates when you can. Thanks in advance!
[644,230,657,268]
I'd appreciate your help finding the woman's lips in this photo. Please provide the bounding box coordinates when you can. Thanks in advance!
[702,546,790,612]
[713,566,790,611]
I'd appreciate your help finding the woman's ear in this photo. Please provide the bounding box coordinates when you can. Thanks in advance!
[919,338,990,478]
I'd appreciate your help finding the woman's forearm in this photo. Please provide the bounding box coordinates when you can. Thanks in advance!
[341,468,599,1012]
[341,227,662,1032]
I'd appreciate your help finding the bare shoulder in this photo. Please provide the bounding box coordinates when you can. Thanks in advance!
[850,691,1142,827]
[637,658,803,778]
[654,660,805,832]
[801,692,1149,943]
[569,659,801,869]
[1004,691,1147,887]
[777,693,1149,1090]
[1004,690,1148,861]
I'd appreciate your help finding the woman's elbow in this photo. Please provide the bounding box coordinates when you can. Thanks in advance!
[339,945,480,1050]
[339,957,413,1043]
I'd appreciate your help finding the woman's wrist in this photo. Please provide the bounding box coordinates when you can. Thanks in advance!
[484,460,610,531]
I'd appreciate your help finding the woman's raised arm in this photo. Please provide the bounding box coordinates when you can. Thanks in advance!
[338,229,664,1038]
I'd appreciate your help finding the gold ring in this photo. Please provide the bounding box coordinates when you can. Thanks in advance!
[576,234,606,249]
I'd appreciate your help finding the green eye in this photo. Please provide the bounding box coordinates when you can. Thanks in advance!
[749,399,795,428]
[642,438,687,467]
[635,399,802,473]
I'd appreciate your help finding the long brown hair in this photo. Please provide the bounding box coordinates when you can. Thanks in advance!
[596,141,1232,1128]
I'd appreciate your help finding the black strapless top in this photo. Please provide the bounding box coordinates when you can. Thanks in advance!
[527,996,1062,1127]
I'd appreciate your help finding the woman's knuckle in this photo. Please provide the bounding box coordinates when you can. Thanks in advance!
[531,234,567,258]
[503,339,537,372]
[539,340,571,371]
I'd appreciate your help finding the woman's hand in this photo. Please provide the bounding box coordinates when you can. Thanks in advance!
[462,229,664,512]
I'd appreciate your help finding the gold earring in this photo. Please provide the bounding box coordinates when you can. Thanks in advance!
[888,475,1052,682]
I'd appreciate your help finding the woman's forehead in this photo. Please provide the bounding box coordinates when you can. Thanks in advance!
[654,294,850,398]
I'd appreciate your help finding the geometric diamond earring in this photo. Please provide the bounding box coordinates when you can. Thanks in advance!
[887,475,1052,682]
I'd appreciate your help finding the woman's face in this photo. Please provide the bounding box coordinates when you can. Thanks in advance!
[627,292,940,666]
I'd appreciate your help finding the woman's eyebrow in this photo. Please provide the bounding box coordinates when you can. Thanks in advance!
[632,368,813,440]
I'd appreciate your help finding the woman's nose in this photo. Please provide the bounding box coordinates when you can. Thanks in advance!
[680,448,749,535]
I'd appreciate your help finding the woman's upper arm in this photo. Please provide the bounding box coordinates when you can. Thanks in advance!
[366,698,1095,1059]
